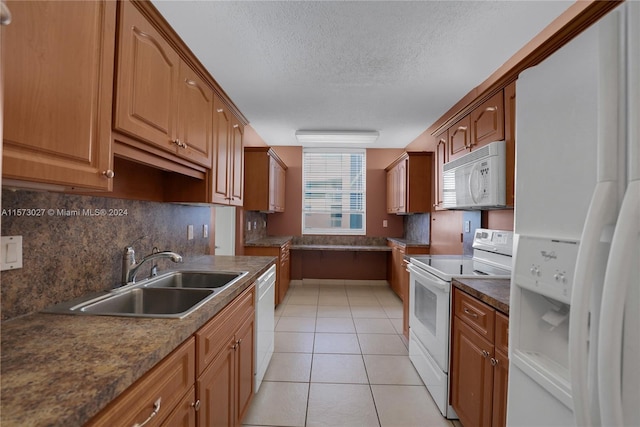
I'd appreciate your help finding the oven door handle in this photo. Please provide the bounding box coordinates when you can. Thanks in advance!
[408,264,449,293]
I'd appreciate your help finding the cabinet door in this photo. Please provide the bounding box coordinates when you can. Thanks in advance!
[3,0,115,190]
[390,244,405,299]
[161,387,197,427]
[451,319,494,427]
[386,168,395,213]
[177,62,213,168]
[448,116,471,161]
[434,131,448,209]
[491,347,509,427]
[115,0,179,152]
[229,117,245,206]
[235,314,255,425]
[268,157,278,211]
[212,96,231,204]
[396,160,407,213]
[279,244,291,302]
[198,344,236,427]
[471,91,505,149]
[276,161,287,211]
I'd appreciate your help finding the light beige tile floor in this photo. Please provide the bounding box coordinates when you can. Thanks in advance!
[243,281,459,427]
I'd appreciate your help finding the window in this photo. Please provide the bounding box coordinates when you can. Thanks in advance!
[302,148,366,235]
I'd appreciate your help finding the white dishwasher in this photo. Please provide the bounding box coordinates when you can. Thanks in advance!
[254,264,276,392]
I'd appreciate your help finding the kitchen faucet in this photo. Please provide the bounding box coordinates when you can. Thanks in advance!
[121,245,183,286]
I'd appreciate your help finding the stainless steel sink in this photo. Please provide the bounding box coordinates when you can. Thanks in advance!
[76,288,214,318]
[143,271,248,290]
[43,270,249,319]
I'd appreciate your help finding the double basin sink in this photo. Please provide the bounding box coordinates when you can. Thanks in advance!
[45,271,248,319]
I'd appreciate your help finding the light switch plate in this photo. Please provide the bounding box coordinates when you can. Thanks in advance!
[187,225,194,240]
[1,236,23,271]
[203,224,209,238]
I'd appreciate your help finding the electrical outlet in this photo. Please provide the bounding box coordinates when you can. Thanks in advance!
[464,220,471,233]
[187,225,194,240]
[247,221,251,231]
[253,221,257,230]
[203,224,208,238]
[383,220,388,228]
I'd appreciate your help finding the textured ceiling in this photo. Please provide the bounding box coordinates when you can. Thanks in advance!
[152,1,572,148]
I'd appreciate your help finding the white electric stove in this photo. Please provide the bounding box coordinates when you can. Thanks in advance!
[407,228,513,418]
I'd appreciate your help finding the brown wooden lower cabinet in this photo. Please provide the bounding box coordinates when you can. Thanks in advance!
[86,284,256,427]
[244,242,290,305]
[450,287,509,427]
[86,337,196,427]
[196,285,255,427]
[197,342,235,427]
[162,387,198,427]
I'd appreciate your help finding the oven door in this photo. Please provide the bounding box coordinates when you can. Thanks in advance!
[408,263,451,372]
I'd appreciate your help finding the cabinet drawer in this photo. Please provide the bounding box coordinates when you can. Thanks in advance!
[87,337,195,427]
[196,284,255,375]
[454,288,496,341]
[495,311,509,355]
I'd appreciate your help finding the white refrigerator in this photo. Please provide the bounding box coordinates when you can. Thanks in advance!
[507,2,639,427]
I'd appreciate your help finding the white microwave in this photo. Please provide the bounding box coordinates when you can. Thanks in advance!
[442,140,506,209]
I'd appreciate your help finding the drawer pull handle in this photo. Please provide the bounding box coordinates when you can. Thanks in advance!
[482,350,490,359]
[491,358,498,366]
[102,169,115,179]
[463,307,478,318]
[133,397,161,427]
[192,399,201,411]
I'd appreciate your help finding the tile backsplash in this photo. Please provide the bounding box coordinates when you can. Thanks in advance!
[1,190,212,321]
[244,210,268,242]
[404,213,430,243]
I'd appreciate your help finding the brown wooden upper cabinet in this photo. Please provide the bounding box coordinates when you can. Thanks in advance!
[244,147,287,212]
[212,96,244,206]
[114,1,212,169]
[448,115,471,162]
[471,91,505,149]
[434,130,448,209]
[449,91,505,162]
[2,0,116,191]
[385,152,433,214]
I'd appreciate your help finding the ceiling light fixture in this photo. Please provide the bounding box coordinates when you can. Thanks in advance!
[295,130,379,145]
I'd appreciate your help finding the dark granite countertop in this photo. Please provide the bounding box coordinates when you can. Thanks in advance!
[452,277,511,315]
[290,244,391,252]
[0,255,276,427]
[244,236,293,247]
[386,237,430,248]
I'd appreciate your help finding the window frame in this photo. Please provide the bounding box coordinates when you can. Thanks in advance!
[301,147,367,236]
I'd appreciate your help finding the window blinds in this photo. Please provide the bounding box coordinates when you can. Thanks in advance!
[302,148,366,235]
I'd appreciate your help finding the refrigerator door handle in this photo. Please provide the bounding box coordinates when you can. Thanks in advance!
[598,180,640,427]
[569,181,618,427]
